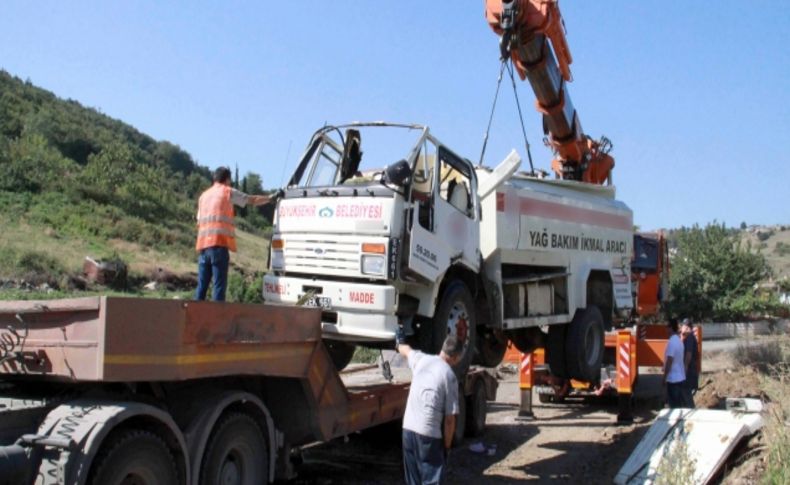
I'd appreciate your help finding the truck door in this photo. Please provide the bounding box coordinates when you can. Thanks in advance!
[406,141,479,281]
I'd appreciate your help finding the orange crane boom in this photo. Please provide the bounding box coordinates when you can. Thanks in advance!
[485,0,614,185]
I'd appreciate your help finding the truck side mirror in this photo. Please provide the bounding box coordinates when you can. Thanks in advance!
[384,160,412,187]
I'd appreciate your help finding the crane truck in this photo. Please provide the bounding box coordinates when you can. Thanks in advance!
[263,0,632,384]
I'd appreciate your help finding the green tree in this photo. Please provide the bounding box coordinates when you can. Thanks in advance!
[669,223,774,321]
[1,132,75,192]
[244,172,264,194]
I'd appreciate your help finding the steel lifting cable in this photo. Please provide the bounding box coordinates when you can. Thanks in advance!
[478,60,507,166]
[478,59,536,175]
[505,61,536,174]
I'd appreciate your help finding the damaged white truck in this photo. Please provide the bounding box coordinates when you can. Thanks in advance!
[263,122,633,381]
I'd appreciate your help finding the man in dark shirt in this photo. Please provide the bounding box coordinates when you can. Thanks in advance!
[681,318,699,408]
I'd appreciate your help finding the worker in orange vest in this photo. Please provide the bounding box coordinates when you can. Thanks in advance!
[195,166,270,301]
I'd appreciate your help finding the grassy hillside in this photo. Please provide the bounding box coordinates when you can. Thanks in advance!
[0,70,271,300]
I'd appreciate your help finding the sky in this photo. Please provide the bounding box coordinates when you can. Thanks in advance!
[1,1,788,230]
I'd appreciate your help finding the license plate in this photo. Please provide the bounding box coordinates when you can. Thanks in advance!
[301,295,332,310]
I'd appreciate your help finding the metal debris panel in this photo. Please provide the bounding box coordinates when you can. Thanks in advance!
[615,407,763,484]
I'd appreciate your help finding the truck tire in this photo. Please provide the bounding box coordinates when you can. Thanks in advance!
[89,429,178,485]
[474,328,507,367]
[324,339,356,370]
[507,327,546,354]
[199,412,268,485]
[565,306,605,383]
[466,378,487,437]
[453,384,467,446]
[425,280,476,376]
[546,324,568,378]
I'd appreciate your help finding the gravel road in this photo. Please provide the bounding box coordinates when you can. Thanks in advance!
[289,369,663,484]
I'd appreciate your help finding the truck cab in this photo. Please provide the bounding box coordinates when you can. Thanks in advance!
[263,122,496,370]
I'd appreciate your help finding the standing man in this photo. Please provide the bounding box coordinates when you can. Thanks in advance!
[195,166,270,301]
[681,318,699,408]
[397,332,461,485]
[663,318,686,408]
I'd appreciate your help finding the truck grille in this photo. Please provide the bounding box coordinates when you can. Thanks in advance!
[281,235,386,279]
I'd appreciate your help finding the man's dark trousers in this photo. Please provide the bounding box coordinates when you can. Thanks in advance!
[666,381,685,408]
[402,429,445,485]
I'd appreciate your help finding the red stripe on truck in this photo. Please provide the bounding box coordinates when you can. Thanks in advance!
[498,194,632,231]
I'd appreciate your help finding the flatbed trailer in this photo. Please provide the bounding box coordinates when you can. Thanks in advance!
[0,297,496,485]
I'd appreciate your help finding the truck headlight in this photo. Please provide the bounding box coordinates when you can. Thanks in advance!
[361,255,385,275]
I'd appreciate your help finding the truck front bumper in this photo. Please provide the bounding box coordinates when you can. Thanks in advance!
[263,274,398,342]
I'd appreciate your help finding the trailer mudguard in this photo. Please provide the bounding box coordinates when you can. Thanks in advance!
[33,400,188,485]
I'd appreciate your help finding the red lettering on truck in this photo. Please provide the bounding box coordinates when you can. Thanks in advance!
[349,291,375,304]
[264,283,286,295]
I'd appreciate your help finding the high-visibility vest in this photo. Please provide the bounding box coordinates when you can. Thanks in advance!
[196,183,237,252]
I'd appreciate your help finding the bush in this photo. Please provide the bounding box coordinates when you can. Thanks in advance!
[16,250,64,276]
[775,242,790,257]
[757,231,773,242]
[0,247,67,284]
[352,346,380,364]
[734,341,787,376]
[761,373,790,484]
[226,271,264,303]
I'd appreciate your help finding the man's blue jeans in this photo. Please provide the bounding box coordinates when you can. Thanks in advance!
[195,246,230,301]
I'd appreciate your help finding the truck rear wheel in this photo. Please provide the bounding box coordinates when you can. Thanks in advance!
[453,384,467,446]
[424,280,476,375]
[474,328,507,367]
[324,339,356,370]
[547,324,568,378]
[89,429,178,485]
[507,327,546,354]
[466,378,487,437]
[199,412,268,485]
[566,306,605,383]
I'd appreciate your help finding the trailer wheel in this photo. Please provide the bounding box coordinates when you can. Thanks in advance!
[199,412,268,485]
[466,379,487,437]
[324,339,356,370]
[425,280,476,375]
[89,429,178,485]
[565,306,605,383]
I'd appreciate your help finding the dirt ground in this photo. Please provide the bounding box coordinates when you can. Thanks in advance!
[288,349,765,484]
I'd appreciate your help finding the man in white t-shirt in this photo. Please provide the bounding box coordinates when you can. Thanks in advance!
[397,333,461,485]
[663,318,686,408]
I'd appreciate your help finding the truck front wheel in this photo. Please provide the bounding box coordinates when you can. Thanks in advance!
[423,280,476,375]
[89,429,179,485]
[324,339,356,370]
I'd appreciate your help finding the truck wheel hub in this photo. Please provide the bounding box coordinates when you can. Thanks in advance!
[447,303,469,346]
[220,455,241,485]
